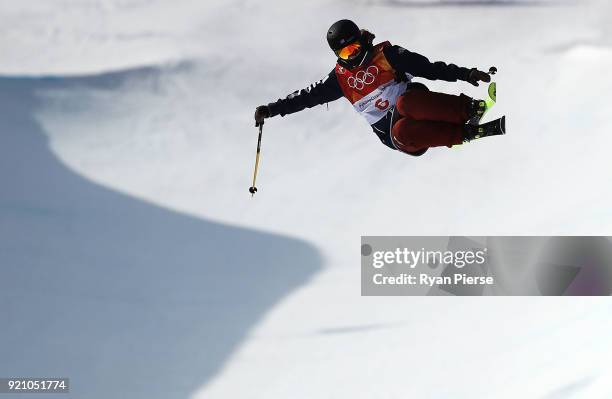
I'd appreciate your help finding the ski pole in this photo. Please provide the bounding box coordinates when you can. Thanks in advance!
[249,121,264,196]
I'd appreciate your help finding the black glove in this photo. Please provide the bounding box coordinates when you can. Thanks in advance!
[254,105,270,127]
[466,68,491,87]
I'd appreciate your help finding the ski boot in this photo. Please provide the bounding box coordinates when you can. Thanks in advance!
[467,82,496,125]
[463,116,506,143]
[467,99,487,125]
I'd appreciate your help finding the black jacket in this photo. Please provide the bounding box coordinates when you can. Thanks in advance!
[267,45,473,149]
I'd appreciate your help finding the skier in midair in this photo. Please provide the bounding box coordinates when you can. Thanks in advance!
[254,19,505,156]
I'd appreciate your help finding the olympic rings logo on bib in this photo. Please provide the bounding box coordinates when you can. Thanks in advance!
[347,66,379,90]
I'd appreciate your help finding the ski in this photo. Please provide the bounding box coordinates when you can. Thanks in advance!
[468,81,496,126]
[464,115,506,142]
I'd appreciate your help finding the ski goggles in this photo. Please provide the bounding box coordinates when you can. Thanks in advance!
[335,42,362,60]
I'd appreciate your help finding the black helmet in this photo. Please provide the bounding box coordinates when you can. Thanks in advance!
[327,19,361,51]
[326,19,374,69]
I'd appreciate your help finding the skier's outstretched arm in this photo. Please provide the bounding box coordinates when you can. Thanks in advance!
[254,70,343,126]
[383,45,490,86]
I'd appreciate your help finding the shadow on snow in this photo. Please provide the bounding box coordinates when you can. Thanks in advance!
[0,67,322,398]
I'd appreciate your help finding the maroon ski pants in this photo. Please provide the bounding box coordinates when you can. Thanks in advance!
[391,90,471,153]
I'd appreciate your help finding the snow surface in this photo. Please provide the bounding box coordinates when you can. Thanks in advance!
[1,0,612,398]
